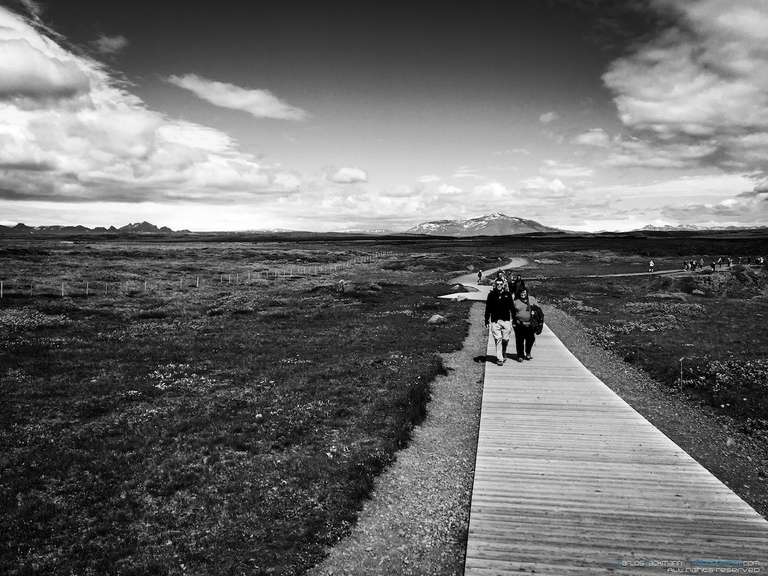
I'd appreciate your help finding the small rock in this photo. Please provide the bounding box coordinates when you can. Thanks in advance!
[692,289,705,296]
[427,314,447,325]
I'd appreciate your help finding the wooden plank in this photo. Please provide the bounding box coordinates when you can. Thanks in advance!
[464,324,768,575]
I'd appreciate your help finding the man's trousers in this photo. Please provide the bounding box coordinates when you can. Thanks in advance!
[490,320,512,362]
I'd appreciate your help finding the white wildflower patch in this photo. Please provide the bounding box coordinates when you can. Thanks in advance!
[0,307,68,330]
[148,363,217,393]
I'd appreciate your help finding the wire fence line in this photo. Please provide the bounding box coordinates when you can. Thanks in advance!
[0,250,396,299]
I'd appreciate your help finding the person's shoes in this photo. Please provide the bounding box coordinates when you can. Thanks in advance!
[496,359,504,366]
[515,357,523,363]
[525,354,532,360]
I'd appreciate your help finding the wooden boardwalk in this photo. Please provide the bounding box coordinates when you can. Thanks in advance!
[464,324,768,575]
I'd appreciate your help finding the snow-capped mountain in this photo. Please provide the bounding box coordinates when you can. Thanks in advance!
[406,213,561,236]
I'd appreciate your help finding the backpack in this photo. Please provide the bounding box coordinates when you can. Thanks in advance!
[530,304,544,335]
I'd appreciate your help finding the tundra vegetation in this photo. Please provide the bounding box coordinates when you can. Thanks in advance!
[1,231,766,575]
[532,255,768,431]
[0,238,478,576]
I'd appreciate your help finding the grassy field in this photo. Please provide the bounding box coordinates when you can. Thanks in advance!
[2,230,766,575]
[0,238,483,576]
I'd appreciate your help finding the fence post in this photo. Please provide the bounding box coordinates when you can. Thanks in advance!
[196,276,200,288]
[86,281,89,296]
[61,282,64,298]
[1,280,3,299]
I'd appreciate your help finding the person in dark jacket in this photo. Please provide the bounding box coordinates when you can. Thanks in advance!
[511,274,525,296]
[512,287,538,361]
[494,270,509,292]
[484,279,514,365]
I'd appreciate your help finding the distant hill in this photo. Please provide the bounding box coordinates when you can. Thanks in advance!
[406,213,561,236]
[638,224,765,232]
[0,221,184,235]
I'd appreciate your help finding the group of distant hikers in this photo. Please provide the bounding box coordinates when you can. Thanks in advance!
[474,252,765,366]
[682,255,765,272]
[482,270,543,366]
[649,256,766,274]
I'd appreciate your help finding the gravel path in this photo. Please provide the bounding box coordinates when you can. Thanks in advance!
[308,303,486,576]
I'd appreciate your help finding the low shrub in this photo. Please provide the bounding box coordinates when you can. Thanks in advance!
[682,358,768,423]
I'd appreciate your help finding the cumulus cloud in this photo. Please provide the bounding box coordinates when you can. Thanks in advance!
[539,111,559,124]
[603,0,768,175]
[573,128,610,147]
[0,9,90,99]
[452,166,483,179]
[540,160,594,178]
[418,174,441,183]
[521,177,568,195]
[606,137,718,168]
[272,176,523,230]
[273,173,302,191]
[0,7,297,204]
[473,181,514,198]
[167,73,308,121]
[437,183,462,196]
[92,34,128,55]
[328,166,368,184]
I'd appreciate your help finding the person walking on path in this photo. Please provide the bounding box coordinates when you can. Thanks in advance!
[648,259,655,274]
[477,270,482,284]
[484,278,514,366]
[511,274,525,296]
[494,270,509,292]
[512,287,538,361]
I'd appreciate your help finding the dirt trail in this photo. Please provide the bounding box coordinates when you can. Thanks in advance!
[529,268,684,280]
[451,257,528,285]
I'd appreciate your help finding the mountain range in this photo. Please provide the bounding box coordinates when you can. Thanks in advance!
[0,221,185,235]
[0,216,764,237]
[639,224,763,232]
[406,213,562,236]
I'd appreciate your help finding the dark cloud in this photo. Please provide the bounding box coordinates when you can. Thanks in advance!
[9,0,43,18]
[0,161,55,172]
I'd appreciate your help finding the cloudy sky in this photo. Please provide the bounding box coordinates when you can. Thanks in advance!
[0,0,766,231]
